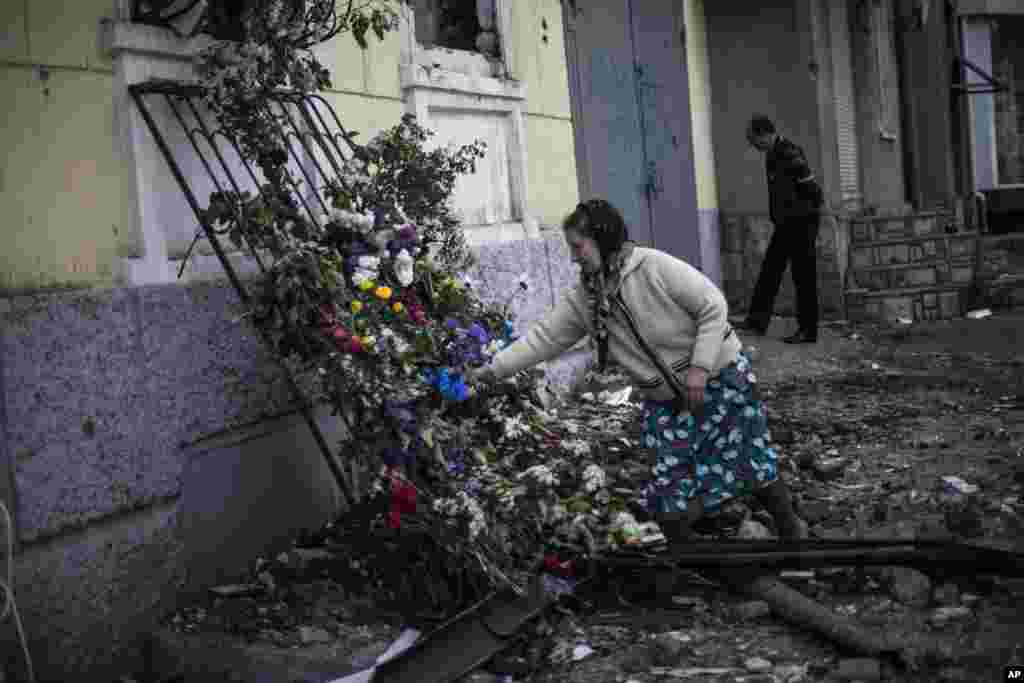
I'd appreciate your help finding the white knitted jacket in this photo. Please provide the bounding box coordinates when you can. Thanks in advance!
[489,247,742,401]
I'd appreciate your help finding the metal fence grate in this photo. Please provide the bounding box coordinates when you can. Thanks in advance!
[130,78,361,505]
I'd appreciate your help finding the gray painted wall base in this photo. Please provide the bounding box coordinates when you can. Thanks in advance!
[0,233,582,681]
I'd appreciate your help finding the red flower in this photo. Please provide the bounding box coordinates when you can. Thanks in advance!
[542,554,575,577]
[327,323,351,351]
[387,471,418,529]
[318,303,337,327]
[347,337,364,354]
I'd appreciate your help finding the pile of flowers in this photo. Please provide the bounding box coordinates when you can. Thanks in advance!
[190,0,667,611]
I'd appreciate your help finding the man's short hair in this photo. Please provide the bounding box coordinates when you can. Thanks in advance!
[748,115,776,136]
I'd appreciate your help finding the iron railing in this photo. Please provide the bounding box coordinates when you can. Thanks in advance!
[129,79,366,506]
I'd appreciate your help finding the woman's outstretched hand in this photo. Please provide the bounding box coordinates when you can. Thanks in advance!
[684,366,710,415]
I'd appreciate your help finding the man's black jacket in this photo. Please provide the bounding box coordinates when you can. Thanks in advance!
[766,136,824,224]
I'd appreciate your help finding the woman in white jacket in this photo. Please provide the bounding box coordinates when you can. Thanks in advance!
[467,199,805,544]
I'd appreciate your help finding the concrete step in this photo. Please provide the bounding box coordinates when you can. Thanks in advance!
[845,285,969,322]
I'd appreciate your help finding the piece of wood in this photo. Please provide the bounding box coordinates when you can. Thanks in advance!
[717,569,896,658]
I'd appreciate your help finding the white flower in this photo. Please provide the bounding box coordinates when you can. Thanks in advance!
[457,491,488,540]
[502,415,528,440]
[582,464,607,493]
[356,255,381,270]
[611,512,637,532]
[519,465,559,488]
[352,268,377,286]
[393,249,415,287]
[562,439,591,458]
[357,211,375,233]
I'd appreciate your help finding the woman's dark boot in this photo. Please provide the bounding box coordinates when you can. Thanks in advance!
[753,480,807,540]
[652,502,703,599]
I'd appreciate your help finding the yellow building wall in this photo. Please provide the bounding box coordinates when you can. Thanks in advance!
[0,0,122,293]
[1,0,578,291]
[683,0,718,213]
[513,0,578,228]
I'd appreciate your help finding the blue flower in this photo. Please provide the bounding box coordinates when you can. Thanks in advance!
[445,318,461,330]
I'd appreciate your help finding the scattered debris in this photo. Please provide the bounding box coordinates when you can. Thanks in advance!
[940,476,979,495]
[929,606,972,627]
[731,601,772,621]
[965,308,992,319]
[744,656,773,672]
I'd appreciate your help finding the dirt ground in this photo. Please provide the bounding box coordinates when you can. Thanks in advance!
[140,312,1024,683]
[541,313,1024,683]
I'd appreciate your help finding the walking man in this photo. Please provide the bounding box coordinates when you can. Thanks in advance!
[736,115,825,344]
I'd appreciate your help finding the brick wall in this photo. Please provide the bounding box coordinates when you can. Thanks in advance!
[718,213,848,320]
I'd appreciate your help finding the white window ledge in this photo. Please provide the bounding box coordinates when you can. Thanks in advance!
[400,63,524,101]
[101,19,215,64]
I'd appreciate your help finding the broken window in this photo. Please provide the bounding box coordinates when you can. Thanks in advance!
[412,0,500,58]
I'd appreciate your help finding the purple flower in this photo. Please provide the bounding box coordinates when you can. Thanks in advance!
[464,478,483,497]
[468,323,489,345]
[398,224,417,241]
[445,318,461,330]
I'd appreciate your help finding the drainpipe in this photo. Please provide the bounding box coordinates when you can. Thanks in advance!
[895,0,924,210]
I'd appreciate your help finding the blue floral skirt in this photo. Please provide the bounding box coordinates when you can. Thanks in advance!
[639,352,778,515]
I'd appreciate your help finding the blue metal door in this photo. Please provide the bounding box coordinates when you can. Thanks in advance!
[563,0,701,265]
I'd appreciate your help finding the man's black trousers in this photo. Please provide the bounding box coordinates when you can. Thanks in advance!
[746,215,820,333]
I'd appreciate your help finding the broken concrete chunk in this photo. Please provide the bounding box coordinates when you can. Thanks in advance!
[737,519,775,539]
[208,584,259,598]
[744,656,773,672]
[929,606,973,627]
[812,456,848,481]
[836,658,882,681]
[297,626,333,644]
[880,566,932,607]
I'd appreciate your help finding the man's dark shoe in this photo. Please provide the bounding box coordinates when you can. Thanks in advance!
[734,319,768,335]
[782,329,817,344]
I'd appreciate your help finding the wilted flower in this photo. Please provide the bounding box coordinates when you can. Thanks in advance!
[582,464,607,493]
[519,464,559,488]
[393,249,415,287]
[562,439,591,458]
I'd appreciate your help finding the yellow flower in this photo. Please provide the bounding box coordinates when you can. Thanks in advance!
[358,279,375,291]
[392,302,404,314]
[350,300,363,314]
[375,286,392,300]
[361,335,375,347]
